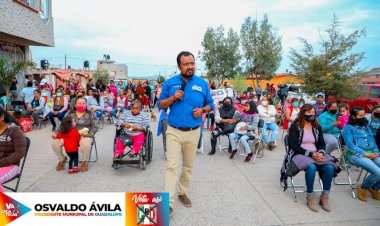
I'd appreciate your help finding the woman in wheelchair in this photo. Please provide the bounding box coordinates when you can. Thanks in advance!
[229,101,259,162]
[342,106,380,202]
[285,104,338,212]
[113,101,149,161]
[0,108,26,192]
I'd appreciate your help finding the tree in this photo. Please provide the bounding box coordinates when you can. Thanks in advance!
[93,70,109,83]
[240,14,282,87]
[289,15,366,100]
[156,75,165,83]
[232,75,248,94]
[201,26,241,86]
[0,57,35,94]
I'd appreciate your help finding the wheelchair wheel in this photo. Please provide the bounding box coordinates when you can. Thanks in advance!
[140,153,147,170]
[148,131,153,162]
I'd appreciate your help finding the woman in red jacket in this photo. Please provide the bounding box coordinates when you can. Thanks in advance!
[52,116,80,174]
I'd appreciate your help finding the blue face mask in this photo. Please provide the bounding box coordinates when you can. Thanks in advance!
[57,93,62,97]
[293,102,299,108]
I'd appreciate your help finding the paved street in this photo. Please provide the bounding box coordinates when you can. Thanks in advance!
[10,112,380,226]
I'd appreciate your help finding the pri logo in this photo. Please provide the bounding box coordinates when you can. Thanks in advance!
[0,193,31,226]
[136,204,157,225]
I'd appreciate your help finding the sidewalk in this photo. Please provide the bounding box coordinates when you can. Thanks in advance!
[13,117,380,226]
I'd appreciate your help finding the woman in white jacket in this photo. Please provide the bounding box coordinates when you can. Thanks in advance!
[257,96,278,150]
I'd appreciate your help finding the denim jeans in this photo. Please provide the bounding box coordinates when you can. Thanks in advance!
[305,163,334,194]
[350,155,380,190]
[229,133,253,154]
[48,111,66,127]
[259,122,278,144]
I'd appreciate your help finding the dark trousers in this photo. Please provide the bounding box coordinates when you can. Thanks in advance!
[210,127,232,153]
[67,152,79,169]
[48,111,66,127]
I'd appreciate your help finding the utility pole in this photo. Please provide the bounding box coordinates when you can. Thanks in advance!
[64,54,67,70]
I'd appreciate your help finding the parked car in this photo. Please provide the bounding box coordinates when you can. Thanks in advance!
[337,84,380,113]
[285,84,315,104]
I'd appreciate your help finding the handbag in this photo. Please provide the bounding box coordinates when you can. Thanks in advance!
[119,130,133,146]
[53,105,62,111]
[19,117,33,133]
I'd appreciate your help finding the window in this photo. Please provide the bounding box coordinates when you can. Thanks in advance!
[39,0,49,19]
[14,0,38,12]
[369,87,380,98]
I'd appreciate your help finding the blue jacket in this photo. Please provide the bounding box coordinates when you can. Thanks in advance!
[342,124,379,159]
[318,111,340,135]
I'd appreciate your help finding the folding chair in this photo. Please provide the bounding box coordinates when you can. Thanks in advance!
[10,101,26,119]
[88,136,98,162]
[234,135,264,164]
[333,134,368,198]
[283,134,323,202]
[2,137,30,192]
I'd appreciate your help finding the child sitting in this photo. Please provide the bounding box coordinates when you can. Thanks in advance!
[113,101,150,161]
[337,104,349,130]
[52,116,80,174]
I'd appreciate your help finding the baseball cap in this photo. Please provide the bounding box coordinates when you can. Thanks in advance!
[40,79,48,85]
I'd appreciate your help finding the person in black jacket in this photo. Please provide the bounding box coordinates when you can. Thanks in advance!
[283,104,337,212]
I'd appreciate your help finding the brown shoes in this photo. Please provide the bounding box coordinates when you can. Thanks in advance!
[319,193,331,212]
[244,153,253,162]
[178,194,192,207]
[306,195,319,212]
[368,188,380,201]
[56,156,67,171]
[357,185,368,202]
[230,150,237,159]
[81,161,88,172]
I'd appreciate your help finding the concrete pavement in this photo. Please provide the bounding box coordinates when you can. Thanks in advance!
[10,113,380,226]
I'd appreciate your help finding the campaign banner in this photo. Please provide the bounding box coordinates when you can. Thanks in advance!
[0,192,169,226]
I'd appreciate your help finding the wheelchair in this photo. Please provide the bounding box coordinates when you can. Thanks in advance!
[111,126,153,170]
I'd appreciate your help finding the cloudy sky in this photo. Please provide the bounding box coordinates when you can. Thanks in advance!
[31,0,380,77]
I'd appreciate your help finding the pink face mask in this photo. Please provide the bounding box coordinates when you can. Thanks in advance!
[76,105,87,112]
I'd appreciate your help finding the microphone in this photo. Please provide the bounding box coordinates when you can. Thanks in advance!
[176,80,186,102]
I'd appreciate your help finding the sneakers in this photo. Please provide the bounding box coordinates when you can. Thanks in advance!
[73,166,79,172]
[209,125,215,131]
[178,194,192,207]
[267,141,277,150]
[244,153,253,162]
[56,156,67,171]
[52,126,56,132]
[113,155,122,162]
[68,169,74,174]
[229,150,237,159]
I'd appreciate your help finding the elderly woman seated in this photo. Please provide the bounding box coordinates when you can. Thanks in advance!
[0,108,26,192]
[113,100,150,161]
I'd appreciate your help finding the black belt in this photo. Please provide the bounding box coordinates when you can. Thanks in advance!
[170,125,199,131]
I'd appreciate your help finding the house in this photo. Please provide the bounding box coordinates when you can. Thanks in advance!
[0,0,54,88]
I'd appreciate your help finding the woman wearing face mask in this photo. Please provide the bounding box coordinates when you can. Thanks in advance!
[209,97,240,155]
[229,101,259,162]
[52,97,98,172]
[86,88,104,120]
[318,101,341,154]
[342,106,380,202]
[48,88,69,132]
[366,105,380,149]
[282,104,338,212]
[283,98,300,131]
[257,96,278,150]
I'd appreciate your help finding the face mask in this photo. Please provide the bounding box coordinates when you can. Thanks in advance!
[56,93,62,97]
[329,109,337,115]
[261,101,268,106]
[305,115,315,122]
[253,99,258,102]
[355,117,368,126]
[76,105,87,112]
[374,112,380,118]
[293,102,299,108]
[223,102,231,109]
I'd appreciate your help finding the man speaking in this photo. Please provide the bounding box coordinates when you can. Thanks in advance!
[158,51,214,217]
